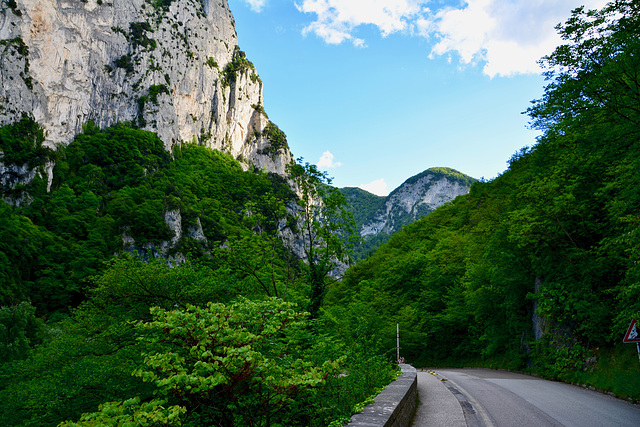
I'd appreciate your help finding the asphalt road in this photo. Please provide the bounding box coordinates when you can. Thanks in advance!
[429,368,640,427]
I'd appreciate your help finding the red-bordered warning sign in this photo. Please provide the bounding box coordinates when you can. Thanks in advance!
[623,319,640,343]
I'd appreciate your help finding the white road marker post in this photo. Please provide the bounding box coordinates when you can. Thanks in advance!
[397,323,400,363]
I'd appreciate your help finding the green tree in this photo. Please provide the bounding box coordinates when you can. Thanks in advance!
[0,301,44,362]
[528,0,640,136]
[61,299,340,427]
[0,257,233,426]
[286,158,357,318]
[0,114,54,167]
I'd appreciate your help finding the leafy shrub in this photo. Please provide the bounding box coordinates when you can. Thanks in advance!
[0,301,44,362]
[222,48,255,87]
[260,121,288,156]
[204,56,218,68]
[0,114,53,167]
[129,22,156,50]
[61,299,341,427]
[5,0,21,16]
[113,54,134,74]
[151,0,175,12]
[148,83,169,104]
[0,36,28,56]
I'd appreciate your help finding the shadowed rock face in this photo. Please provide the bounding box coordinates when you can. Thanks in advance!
[0,0,291,174]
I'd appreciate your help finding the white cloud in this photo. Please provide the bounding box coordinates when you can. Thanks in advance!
[296,0,424,46]
[421,0,610,77]
[243,0,268,12]
[360,178,388,196]
[317,150,343,169]
[296,0,609,77]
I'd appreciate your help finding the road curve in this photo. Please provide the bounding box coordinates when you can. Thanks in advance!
[420,368,640,427]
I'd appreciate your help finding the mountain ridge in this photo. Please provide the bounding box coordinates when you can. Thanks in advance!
[342,167,476,258]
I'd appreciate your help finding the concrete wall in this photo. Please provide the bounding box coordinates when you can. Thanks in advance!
[347,364,417,427]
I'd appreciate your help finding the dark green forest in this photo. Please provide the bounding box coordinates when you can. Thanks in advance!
[338,187,387,260]
[329,0,640,399]
[0,120,395,425]
[1,1,640,425]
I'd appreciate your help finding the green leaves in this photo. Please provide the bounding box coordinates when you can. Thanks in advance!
[529,0,640,135]
[0,301,43,362]
[64,299,337,426]
[63,123,170,193]
[61,397,186,427]
[222,48,258,87]
[286,158,357,318]
[0,114,53,167]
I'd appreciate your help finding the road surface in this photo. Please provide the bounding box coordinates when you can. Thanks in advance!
[413,368,640,427]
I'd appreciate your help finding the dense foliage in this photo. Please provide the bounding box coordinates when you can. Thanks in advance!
[223,47,260,87]
[339,187,385,228]
[1,121,295,314]
[4,1,638,423]
[0,121,396,425]
[328,0,640,399]
[0,114,54,168]
[60,298,342,427]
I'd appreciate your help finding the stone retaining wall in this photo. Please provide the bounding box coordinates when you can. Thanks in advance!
[347,364,417,427]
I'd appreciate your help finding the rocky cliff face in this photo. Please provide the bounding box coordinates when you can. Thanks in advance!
[343,168,475,259]
[360,168,475,238]
[0,0,290,176]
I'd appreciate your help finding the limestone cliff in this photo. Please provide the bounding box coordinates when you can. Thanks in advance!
[0,0,291,176]
[361,168,475,237]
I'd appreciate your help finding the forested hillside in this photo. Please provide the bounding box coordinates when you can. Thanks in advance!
[329,0,640,399]
[0,122,395,426]
[340,187,385,227]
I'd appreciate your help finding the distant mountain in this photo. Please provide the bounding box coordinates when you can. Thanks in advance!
[342,167,476,259]
[340,187,386,226]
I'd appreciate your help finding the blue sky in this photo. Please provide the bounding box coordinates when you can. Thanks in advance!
[228,0,607,195]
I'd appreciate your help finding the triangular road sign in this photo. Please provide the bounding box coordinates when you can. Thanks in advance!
[623,319,640,343]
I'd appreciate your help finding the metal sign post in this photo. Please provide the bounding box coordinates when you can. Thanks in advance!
[623,319,640,362]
